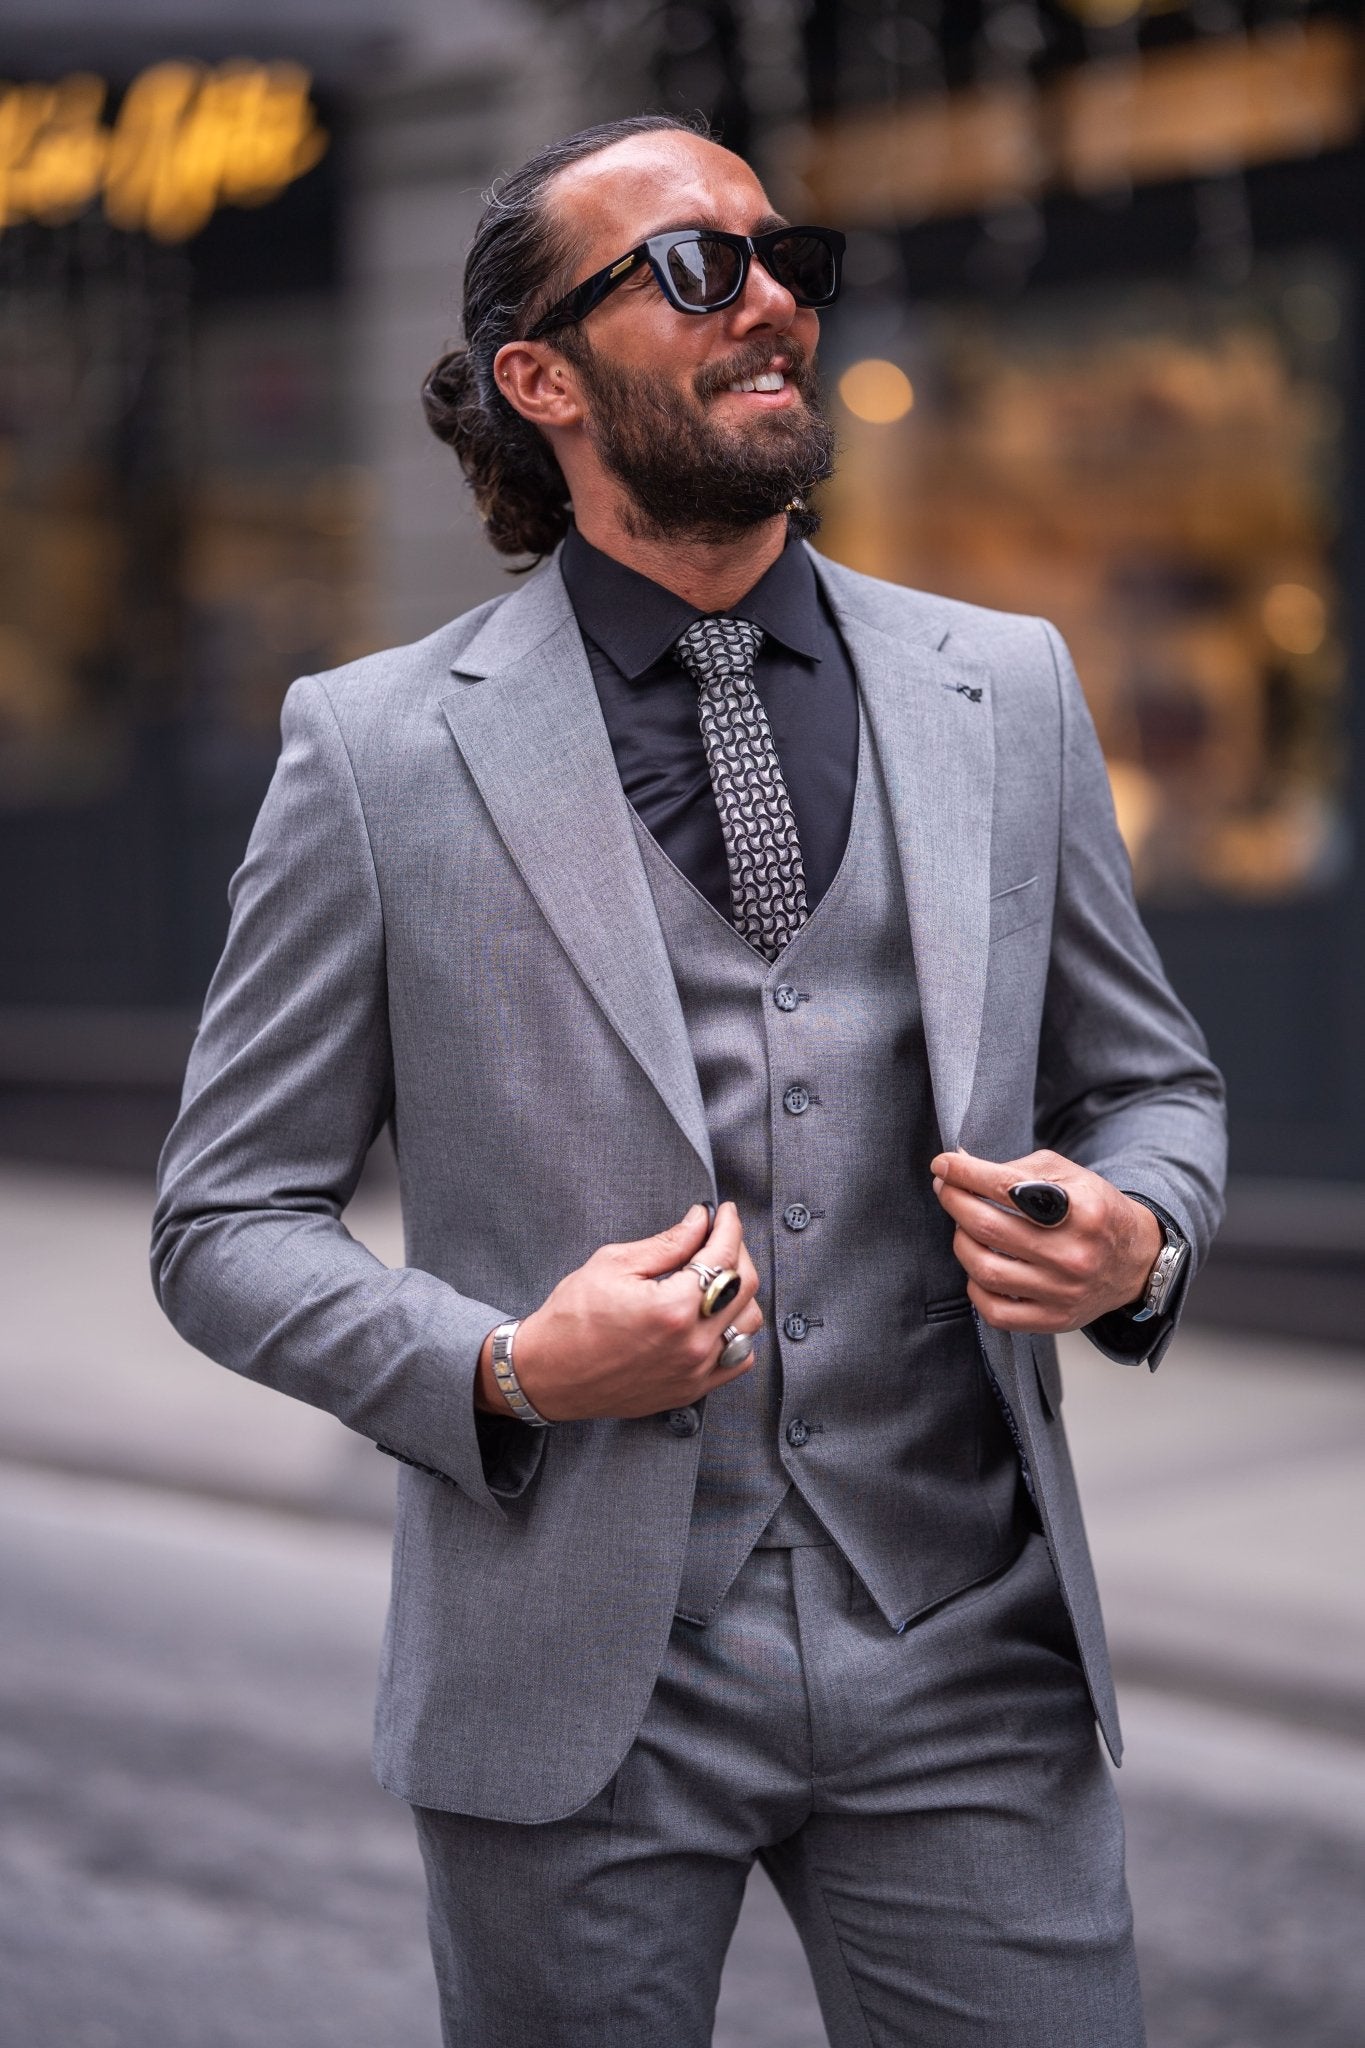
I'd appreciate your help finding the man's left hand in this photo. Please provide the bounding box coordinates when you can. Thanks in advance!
[930,1147,1163,1334]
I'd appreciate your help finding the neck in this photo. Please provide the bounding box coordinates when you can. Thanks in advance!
[572,497,789,612]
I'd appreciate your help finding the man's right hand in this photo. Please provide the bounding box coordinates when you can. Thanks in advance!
[475,1202,763,1422]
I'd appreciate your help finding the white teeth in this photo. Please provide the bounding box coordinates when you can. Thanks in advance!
[726,370,786,394]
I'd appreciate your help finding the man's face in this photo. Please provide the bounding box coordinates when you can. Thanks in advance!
[541,133,835,542]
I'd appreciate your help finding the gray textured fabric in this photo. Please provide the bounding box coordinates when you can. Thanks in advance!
[634,714,1022,1629]
[151,546,1227,1818]
[674,614,809,959]
[413,1528,1143,2047]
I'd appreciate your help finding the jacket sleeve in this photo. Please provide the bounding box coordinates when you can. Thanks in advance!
[1033,623,1228,1370]
[150,674,526,1513]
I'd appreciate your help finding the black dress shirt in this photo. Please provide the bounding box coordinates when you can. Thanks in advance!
[560,523,859,921]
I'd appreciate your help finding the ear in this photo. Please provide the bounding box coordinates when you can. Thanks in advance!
[493,340,584,430]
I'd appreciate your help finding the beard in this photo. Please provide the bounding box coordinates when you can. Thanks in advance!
[571,334,836,544]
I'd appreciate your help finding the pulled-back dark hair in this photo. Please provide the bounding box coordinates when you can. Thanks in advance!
[422,114,706,564]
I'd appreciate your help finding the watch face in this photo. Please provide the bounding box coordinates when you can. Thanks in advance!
[1152,1237,1189,1314]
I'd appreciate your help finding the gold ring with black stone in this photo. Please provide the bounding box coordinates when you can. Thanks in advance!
[702,1266,741,1318]
[684,1259,742,1318]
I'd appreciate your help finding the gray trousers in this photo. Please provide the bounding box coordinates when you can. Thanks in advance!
[412,1530,1145,2047]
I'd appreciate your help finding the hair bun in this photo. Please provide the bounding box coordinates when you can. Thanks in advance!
[421,347,476,450]
[424,115,700,561]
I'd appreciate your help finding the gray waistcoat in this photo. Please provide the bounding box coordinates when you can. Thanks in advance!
[633,709,1023,1629]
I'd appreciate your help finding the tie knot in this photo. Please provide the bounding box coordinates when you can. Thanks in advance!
[674,615,765,694]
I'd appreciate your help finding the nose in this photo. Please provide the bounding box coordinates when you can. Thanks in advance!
[729,248,797,335]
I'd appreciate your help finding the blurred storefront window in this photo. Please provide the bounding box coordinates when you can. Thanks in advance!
[0,63,368,1011]
[0,266,369,809]
[183,304,372,789]
[822,255,1349,907]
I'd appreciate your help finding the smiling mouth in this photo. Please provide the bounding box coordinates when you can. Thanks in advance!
[699,345,800,403]
[726,369,788,394]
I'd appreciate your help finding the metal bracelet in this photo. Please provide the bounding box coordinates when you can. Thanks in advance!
[489,1319,552,1427]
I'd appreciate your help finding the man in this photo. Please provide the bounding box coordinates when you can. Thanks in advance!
[153,113,1225,2046]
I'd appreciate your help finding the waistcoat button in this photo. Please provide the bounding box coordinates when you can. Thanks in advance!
[782,1084,811,1116]
[786,1418,811,1448]
[782,1202,811,1231]
[666,1407,700,1438]
[783,1313,810,1341]
[773,984,800,1012]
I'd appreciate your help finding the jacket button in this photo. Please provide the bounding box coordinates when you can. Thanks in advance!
[786,1418,811,1449]
[773,984,800,1012]
[666,1407,700,1438]
[783,1313,810,1341]
[783,1202,811,1231]
[782,1084,811,1116]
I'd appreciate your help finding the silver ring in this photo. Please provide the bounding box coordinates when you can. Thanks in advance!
[718,1330,754,1370]
[686,1261,723,1289]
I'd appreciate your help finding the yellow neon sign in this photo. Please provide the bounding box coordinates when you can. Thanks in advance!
[0,61,328,241]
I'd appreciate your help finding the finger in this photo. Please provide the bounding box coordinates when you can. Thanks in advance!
[699,1199,743,1269]
[721,1298,764,1340]
[968,1279,1073,1335]
[945,1196,1072,1269]
[659,1201,746,1318]
[700,1335,760,1390]
[941,1179,1035,1236]
[633,1202,714,1279]
[958,1239,1062,1305]
[731,1241,761,1316]
[928,1147,1013,1204]
[682,1271,764,1369]
[931,1147,1074,1212]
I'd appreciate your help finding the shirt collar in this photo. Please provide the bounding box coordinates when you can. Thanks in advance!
[561,523,824,681]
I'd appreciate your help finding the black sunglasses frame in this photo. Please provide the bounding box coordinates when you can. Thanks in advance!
[527,225,845,340]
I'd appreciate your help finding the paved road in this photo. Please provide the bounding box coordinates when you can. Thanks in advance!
[4,1463,1364,2048]
[4,1161,1364,2043]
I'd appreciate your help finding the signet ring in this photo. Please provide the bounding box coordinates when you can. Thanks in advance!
[686,1260,742,1318]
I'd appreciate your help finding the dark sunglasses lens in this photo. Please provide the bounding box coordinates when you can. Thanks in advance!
[768,233,839,304]
[665,235,743,308]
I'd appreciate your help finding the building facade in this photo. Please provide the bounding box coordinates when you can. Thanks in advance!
[2,0,1361,1332]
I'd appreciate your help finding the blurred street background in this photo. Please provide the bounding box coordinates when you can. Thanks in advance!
[2,2,1364,2043]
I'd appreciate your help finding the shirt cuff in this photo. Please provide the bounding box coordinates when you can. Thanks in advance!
[1080,1194,1186,1365]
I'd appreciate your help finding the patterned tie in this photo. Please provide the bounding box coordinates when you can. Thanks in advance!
[674,616,809,961]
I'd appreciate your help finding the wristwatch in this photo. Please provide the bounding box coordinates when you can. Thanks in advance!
[1131,1219,1190,1323]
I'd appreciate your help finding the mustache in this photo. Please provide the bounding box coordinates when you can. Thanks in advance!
[694,336,811,404]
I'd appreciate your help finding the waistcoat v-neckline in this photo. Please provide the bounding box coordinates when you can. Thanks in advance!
[627,697,867,970]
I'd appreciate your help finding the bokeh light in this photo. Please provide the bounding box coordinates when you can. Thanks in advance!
[1263,581,1328,656]
[837,358,915,425]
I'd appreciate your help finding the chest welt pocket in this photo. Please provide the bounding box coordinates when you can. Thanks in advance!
[925,1293,973,1324]
[989,873,1044,943]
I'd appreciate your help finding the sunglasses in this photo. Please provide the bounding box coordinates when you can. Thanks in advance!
[527,224,846,340]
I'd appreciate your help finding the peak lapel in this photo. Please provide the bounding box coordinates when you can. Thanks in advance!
[439,567,714,1184]
[815,563,995,1151]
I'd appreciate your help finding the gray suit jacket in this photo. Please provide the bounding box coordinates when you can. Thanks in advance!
[151,547,1226,1820]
